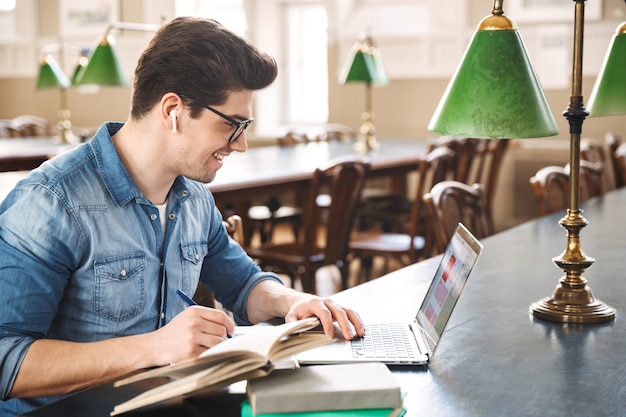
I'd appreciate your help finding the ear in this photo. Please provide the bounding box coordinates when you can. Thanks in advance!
[161,93,182,134]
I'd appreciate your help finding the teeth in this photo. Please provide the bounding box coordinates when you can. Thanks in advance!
[213,153,224,161]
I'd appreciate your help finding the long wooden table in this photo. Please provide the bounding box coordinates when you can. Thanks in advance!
[25,188,626,416]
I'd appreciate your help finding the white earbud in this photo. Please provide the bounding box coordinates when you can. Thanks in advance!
[170,109,178,133]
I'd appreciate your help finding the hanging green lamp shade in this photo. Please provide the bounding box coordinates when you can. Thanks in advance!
[73,36,128,87]
[36,55,70,89]
[428,9,558,139]
[587,22,626,117]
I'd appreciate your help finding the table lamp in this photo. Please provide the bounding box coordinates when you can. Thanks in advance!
[339,33,388,152]
[429,0,615,323]
[36,52,76,143]
[587,2,626,117]
[73,22,160,87]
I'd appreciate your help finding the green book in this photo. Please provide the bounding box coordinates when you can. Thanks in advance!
[240,400,406,417]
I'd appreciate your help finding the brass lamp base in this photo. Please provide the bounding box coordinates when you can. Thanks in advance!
[354,111,380,152]
[530,213,616,324]
[530,289,616,324]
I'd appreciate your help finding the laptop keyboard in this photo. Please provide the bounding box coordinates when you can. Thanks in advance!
[351,323,414,359]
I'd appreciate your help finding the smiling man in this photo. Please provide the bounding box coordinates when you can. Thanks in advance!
[0,17,364,416]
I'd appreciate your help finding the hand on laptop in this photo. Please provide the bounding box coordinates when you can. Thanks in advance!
[284,295,366,341]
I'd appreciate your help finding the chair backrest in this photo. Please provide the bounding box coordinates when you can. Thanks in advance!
[467,139,510,210]
[530,165,569,216]
[423,181,494,255]
[428,136,510,213]
[427,136,479,183]
[407,147,456,258]
[11,115,51,137]
[303,157,370,266]
[581,137,613,191]
[529,163,601,217]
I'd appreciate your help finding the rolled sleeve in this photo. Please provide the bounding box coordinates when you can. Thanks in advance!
[0,336,33,400]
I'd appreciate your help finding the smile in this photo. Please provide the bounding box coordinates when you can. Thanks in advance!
[213,152,224,161]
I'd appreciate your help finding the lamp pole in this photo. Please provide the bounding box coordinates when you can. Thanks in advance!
[530,0,615,323]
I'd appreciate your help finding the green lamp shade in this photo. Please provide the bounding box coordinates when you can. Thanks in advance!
[429,29,559,139]
[36,55,70,89]
[587,30,626,117]
[70,54,89,85]
[339,44,388,85]
[73,37,128,87]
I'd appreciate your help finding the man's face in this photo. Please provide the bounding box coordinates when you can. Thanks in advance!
[169,90,253,184]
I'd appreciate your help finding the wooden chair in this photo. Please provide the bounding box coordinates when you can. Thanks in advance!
[192,214,244,309]
[247,158,370,294]
[529,162,603,217]
[11,115,51,137]
[529,166,570,216]
[423,181,494,255]
[349,147,455,281]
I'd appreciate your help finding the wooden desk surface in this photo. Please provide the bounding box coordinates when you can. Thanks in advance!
[26,189,626,416]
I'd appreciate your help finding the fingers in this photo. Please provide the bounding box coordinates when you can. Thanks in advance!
[285,297,365,341]
[324,300,365,340]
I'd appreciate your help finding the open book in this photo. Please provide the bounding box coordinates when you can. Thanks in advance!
[110,318,332,416]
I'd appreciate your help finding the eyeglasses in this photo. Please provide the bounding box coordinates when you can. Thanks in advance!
[178,93,254,143]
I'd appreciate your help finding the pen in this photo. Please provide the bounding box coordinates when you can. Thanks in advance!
[176,289,197,306]
[176,289,232,338]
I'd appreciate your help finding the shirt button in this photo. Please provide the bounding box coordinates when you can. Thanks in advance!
[160,312,165,319]
[195,254,200,260]
[168,213,175,220]
[182,190,189,197]
[150,213,157,221]
[120,269,127,277]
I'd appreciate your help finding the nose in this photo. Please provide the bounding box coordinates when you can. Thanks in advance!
[228,133,248,152]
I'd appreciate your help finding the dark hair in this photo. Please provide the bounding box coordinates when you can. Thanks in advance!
[130,16,278,119]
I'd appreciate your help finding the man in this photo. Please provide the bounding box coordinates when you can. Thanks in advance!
[0,17,364,416]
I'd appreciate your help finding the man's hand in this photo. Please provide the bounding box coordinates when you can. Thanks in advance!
[151,306,235,364]
[284,294,365,341]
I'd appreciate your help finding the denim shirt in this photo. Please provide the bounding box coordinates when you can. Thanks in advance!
[0,122,282,415]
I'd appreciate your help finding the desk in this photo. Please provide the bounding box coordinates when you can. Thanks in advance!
[25,188,626,416]
[0,137,71,172]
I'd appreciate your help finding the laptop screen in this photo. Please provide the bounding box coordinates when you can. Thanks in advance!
[416,223,483,347]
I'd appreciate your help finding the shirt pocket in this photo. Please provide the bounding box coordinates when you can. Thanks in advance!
[94,252,146,321]
[180,242,208,292]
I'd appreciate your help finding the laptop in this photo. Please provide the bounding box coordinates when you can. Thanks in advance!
[298,222,483,366]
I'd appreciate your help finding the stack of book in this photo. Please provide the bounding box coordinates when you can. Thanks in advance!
[243,362,405,417]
